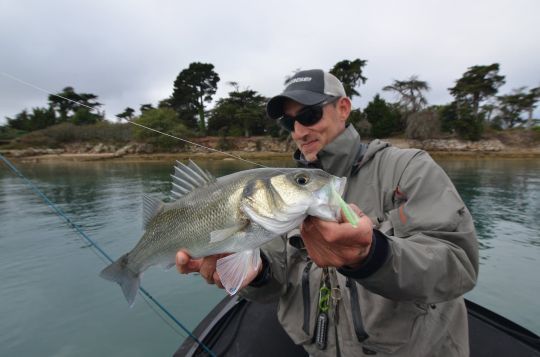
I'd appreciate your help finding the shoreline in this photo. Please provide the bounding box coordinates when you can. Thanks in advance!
[4,148,540,164]
[2,137,539,163]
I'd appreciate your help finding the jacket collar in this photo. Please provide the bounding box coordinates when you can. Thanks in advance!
[293,125,366,177]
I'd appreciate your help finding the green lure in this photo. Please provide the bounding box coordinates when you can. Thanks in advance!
[331,186,360,227]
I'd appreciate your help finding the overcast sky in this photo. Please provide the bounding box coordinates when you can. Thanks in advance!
[1,0,539,125]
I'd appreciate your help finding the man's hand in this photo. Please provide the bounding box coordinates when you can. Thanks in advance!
[176,251,263,290]
[300,204,373,269]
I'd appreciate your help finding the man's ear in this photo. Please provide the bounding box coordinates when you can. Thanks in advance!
[337,97,352,122]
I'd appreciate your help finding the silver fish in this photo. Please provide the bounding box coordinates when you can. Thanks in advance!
[100,160,346,306]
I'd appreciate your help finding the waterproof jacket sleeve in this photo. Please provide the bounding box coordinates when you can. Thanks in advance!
[341,150,479,304]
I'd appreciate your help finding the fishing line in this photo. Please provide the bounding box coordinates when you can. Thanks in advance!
[1,72,358,218]
[1,71,274,169]
[0,154,216,357]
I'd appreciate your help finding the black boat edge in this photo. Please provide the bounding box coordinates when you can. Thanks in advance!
[175,295,540,356]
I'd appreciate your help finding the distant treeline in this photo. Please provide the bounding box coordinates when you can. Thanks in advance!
[2,60,539,146]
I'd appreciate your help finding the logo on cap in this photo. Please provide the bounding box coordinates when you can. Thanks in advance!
[287,77,312,85]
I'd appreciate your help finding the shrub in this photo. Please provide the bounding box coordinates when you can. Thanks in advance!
[405,110,441,140]
[6,122,133,148]
[133,108,193,149]
[365,94,400,138]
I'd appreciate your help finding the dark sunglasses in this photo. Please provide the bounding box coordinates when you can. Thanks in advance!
[278,97,340,132]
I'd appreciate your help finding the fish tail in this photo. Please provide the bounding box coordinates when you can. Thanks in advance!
[99,253,140,307]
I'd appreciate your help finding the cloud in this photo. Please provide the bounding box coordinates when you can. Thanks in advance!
[1,0,539,124]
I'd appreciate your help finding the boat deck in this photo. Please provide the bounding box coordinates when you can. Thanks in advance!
[176,296,540,356]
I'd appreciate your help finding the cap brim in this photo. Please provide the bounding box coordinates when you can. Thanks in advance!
[266,90,330,119]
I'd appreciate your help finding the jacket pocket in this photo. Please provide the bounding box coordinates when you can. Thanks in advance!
[359,293,428,354]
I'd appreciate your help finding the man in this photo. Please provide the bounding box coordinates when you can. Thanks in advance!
[177,69,479,356]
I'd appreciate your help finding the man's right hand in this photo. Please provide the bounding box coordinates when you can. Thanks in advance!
[176,250,263,291]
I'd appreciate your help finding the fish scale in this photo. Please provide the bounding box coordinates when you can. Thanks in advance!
[100,162,346,306]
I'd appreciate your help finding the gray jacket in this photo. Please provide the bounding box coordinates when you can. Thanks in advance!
[240,125,479,356]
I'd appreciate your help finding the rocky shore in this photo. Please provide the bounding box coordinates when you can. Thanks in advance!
[2,136,540,163]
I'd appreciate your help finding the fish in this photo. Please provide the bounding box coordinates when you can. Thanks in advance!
[100,160,346,306]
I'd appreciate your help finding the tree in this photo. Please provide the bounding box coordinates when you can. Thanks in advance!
[71,108,102,125]
[48,86,102,123]
[6,110,31,131]
[364,94,400,138]
[383,75,430,132]
[447,64,505,140]
[208,85,270,137]
[329,59,368,98]
[28,107,56,129]
[439,102,483,140]
[6,107,56,132]
[134,108,192,148]
[449,63,505,117]
[171,62,220,133]
[116,107,135,122]
[383,75,430,114]
[495,87,539,128]
[140,104,155,113]
[524,86,540,128]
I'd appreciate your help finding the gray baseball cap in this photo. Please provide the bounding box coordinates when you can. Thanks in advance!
[266,69,346,119]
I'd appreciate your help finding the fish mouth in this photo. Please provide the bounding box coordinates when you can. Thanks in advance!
[308,176,347,221]
[333,176,346,197]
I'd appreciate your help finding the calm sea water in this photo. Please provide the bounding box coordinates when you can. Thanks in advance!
[0,157,538,356]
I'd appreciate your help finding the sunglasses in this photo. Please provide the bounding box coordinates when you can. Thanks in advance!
[278,97,340,132]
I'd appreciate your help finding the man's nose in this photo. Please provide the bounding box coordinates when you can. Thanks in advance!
[293,120,310,137]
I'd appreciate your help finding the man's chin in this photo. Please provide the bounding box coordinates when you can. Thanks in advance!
[301,150,319,162]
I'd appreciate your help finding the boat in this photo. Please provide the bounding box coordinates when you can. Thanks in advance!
[176,295,540,356]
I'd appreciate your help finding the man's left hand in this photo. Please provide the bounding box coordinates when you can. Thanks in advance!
[300,204,373,269]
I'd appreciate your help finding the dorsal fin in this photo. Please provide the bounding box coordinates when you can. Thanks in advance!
[143,195,164,229]
[170,160,216,200]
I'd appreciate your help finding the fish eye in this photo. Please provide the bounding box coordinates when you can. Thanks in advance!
[295,174,309,185]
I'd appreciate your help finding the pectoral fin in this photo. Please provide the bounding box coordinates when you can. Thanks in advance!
[216,248,261,295]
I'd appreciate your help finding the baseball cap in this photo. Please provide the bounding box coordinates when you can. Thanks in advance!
[266,69,347,119]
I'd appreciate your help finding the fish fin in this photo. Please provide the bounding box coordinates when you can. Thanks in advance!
[170,161,216,200]
[216,248,261,295]
[143,195,164,230]
[188,159,216,183]
[210,223,247,243]
[99,253,140,307]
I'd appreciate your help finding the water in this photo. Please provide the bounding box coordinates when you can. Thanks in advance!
[0,157,538,356]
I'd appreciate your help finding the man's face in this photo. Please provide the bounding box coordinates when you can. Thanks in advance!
[284,98,350,162]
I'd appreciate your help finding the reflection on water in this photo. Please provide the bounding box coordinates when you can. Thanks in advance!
[439,158,540,250]
[0,157,538,356]
[436,158,540,336]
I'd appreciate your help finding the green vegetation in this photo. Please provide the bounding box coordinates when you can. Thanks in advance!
[208,84,280,137]
[2,60,539,151]
[5,122,132,149]
[133,108,192,149]
[330,59,368,98]
[170,62,220,133]
[364,95,400,138]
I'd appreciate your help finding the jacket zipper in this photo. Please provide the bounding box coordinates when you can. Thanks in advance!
[302,260,313,335]
[346,277,369,342]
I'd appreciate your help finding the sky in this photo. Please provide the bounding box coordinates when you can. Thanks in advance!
[1,0,539,125]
